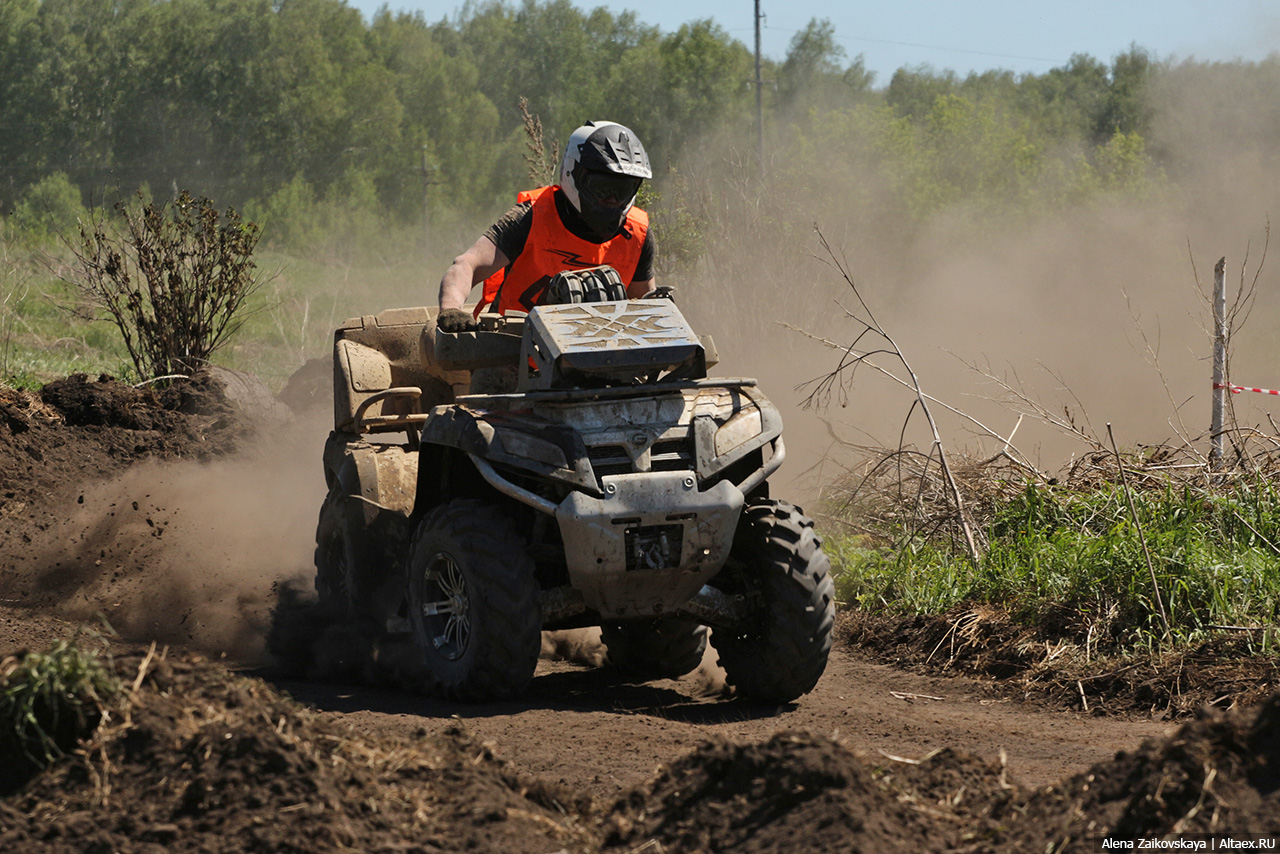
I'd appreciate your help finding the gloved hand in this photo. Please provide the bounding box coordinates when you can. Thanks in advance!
[640,285,675,301]
[437,307,477,333]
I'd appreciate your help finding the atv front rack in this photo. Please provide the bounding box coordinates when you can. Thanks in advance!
[458,376,756,406]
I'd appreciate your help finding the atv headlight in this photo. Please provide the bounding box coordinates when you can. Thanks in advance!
[494,429,569,469]
[713,406,763,457]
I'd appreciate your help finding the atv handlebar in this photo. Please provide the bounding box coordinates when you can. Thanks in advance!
[433,316,524,372]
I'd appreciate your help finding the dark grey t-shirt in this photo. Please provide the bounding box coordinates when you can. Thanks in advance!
[483,188,656,282]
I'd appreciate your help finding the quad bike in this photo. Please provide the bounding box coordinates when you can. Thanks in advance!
[314,268,834,702]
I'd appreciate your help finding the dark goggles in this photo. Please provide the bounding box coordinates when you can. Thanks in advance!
[578,171,642,205]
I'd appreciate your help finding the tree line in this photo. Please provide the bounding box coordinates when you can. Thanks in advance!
[2,0,1277,264]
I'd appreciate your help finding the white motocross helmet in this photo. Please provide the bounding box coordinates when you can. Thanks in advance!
[560,121,652,239]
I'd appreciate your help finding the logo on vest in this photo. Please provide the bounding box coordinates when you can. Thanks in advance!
[545,249,598,268]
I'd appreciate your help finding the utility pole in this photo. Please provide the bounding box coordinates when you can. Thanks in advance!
[754,0,764,179]
[420,146,436,265]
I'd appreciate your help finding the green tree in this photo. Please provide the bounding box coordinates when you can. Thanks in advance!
[1017,53,1109,141]
[1092,130,1154,193]
[777,18,874,112]
[0,0,43,203]
[1093,46,1154,142]
[649,20,753,155]
[886,65,958,121]
[368,9,506,219]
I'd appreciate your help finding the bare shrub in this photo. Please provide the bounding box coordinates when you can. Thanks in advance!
[73,191,265,380]
[518,96,559,187]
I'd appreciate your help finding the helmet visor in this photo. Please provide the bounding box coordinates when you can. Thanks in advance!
[577,171,643,207]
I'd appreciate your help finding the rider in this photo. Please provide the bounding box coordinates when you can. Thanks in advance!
[435,120,656,333]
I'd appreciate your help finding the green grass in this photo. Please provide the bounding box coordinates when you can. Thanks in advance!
[0,639,119,768]
[827,476,1280,654]
[0,285,133,387]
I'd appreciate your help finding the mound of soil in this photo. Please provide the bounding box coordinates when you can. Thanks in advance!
[8,642,1275,853]
[603,732,990,854]
[982,692,1280,852]
[605,693,1280,852]
[0,372,243,517]
[0,648,594,854]
[0,370,309,660]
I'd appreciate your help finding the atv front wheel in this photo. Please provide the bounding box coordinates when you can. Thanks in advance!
[406,499,541,701]
[601,618,708,679]
[714,500,835,703]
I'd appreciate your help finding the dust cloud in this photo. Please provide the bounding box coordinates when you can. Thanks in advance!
[31,424,328,663]
[674,79,1280,509]
[690,637,729,698]
[542,628,607,668]
[541,627,728,696]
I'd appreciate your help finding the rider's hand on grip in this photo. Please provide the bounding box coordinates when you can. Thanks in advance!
[438,307,478,333]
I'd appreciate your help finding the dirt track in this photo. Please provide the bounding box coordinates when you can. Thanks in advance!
[277,639,1172,794]
[1,595,1168,794]
[3,374,1278,852]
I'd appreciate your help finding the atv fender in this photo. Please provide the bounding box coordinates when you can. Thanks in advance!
[419,406,597,493]
[322,432,418,523]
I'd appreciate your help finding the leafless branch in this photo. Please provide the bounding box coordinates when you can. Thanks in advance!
[785,327,1043,481]
[797,228,982,565]
[1121,289,1201,454]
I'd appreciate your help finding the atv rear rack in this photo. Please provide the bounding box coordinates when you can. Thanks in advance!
[352,387,430,433]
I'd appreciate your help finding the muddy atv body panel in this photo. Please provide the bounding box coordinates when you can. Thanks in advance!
[315,290,834,703]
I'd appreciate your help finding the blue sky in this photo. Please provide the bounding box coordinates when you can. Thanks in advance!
[348,0,1280,81]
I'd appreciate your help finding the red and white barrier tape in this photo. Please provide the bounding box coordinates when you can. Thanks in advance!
[1215,382,1280,396]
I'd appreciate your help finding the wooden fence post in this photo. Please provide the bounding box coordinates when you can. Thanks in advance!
[1210,256,1227,469]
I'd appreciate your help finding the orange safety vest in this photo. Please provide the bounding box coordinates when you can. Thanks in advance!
[476,185,648,316]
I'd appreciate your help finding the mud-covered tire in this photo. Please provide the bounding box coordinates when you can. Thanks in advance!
[714,500,835,703]
[601,619,708,680]
[314,486,358,619]
[406,499,541,701]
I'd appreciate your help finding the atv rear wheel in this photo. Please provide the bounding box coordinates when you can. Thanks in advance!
[314,486,359,619]
[714,500,835,703]
[315,485,404,626]
[406,499,541,701]
[601,618,708,680]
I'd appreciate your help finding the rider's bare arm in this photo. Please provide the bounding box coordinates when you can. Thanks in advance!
[627,278,654,299]
[438,236,510,310]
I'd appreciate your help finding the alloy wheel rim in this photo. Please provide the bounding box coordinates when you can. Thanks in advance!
[416,552,471,661]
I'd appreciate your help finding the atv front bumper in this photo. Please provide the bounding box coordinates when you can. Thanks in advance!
[555,471,743,619]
